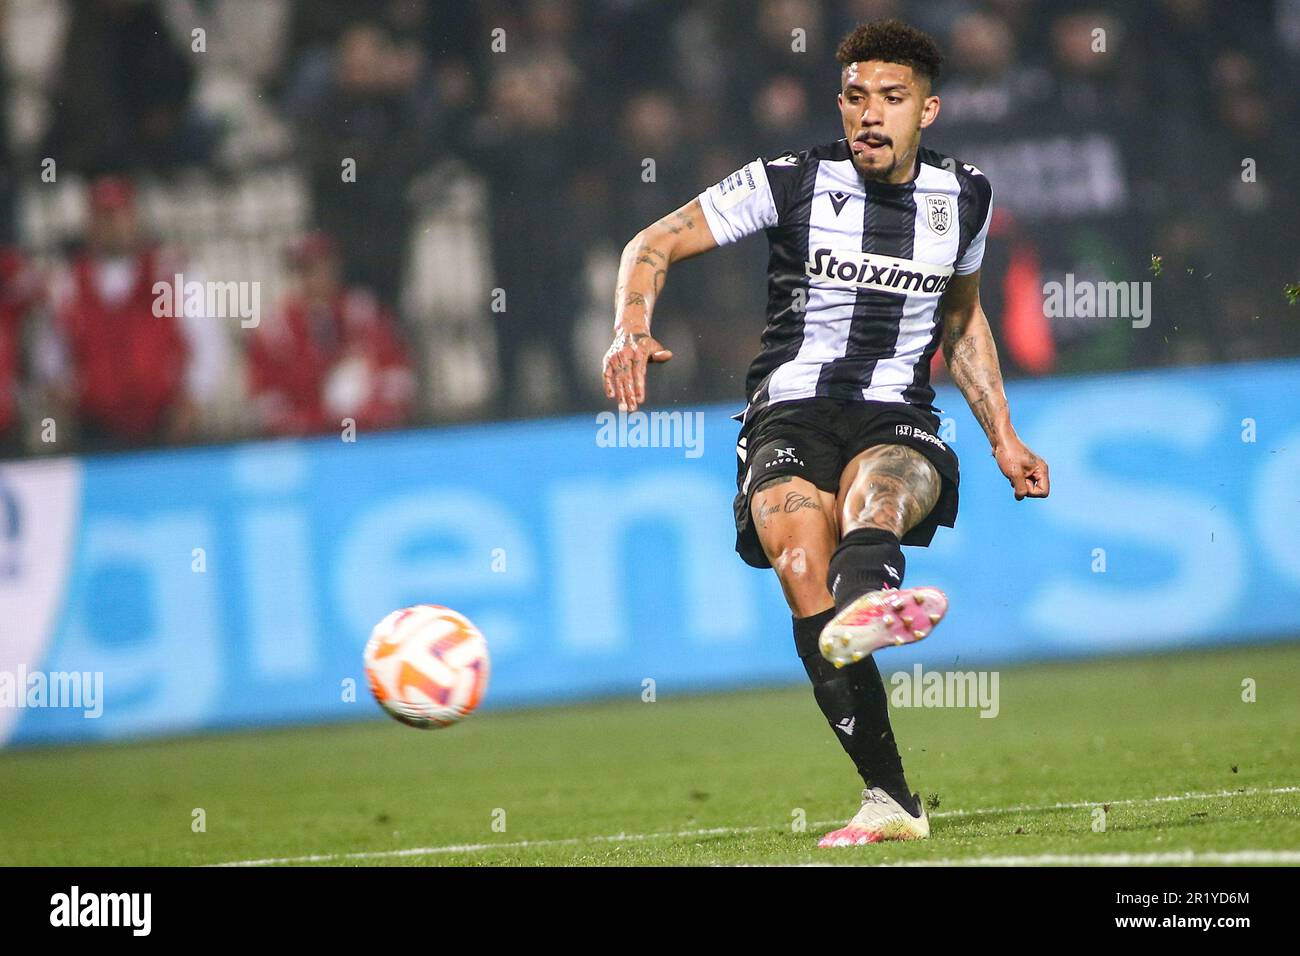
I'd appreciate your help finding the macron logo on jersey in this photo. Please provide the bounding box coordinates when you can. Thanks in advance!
[805,248,954,296]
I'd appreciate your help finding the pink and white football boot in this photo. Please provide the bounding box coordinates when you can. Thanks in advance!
[818,787,930,847]
[818,586,948,668]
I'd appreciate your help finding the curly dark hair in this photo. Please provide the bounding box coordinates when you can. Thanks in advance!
[835,19,943,87]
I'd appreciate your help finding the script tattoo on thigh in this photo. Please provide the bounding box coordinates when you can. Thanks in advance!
[782,491,820,514]
[752,476,815,530]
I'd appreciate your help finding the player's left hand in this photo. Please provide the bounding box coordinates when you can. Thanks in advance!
[993,436,1049,500]
[602,328,672,413]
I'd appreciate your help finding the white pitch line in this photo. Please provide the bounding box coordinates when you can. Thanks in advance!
[211,784,1300,867]
[927,784,1300,820]
[213,826,752,867]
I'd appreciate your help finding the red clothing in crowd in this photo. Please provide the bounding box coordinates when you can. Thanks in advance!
[249,288,414,436]
[0,250,43,439]
[57,247,189,440]
[0,256,24,437]
[0,310,14,437]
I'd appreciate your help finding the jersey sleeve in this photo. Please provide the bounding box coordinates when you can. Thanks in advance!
[696,158,779,246]
[954,178,993,276]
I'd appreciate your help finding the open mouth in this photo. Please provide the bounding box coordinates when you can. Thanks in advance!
[852,133,890,155]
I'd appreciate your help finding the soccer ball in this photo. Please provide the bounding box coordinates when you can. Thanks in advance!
[363,605,490,729]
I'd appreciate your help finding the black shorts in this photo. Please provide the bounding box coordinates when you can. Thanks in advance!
[733,398,960,569]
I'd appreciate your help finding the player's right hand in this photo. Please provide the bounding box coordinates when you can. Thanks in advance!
[993,436,1050,500]
[602,329,672,413]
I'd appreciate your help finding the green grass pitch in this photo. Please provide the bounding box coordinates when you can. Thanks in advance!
[1,642,1297,866]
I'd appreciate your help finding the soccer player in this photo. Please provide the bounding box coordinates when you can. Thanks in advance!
[602,19,1050,846]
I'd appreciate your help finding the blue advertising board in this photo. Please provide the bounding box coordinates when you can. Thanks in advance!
[2,359,1298,745]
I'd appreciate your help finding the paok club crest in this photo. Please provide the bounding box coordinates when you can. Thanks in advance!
[924,195,953,236]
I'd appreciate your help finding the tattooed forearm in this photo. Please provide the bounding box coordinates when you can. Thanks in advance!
[965,386,1000,438]
[943,313,1012,445]
[616,235,676,331]
[615,237,661,331]
[947,332,978,367]
[660,209,697,235]
[614,199,716,333]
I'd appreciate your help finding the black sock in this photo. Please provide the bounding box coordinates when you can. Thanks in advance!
[793,608,918,816]
[826,527,906,611]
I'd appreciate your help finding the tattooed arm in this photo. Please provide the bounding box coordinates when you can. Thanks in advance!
[603,199,718,412]
[940,270,1050,500]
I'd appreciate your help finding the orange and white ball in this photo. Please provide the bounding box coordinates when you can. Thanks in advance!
[363,605,490,729]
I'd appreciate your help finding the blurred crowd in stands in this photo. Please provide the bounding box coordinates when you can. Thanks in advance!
[0,0,1298,458]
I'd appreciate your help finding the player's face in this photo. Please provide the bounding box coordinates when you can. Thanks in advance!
[838,61,940,184]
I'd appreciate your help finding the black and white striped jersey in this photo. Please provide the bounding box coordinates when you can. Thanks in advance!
[697,140,992,422]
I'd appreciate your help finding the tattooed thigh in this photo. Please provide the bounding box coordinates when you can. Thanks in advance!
[750,475,839,615]
[838,444,941,538]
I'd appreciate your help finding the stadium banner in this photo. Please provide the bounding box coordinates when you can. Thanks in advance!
[2,359,1298,746]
